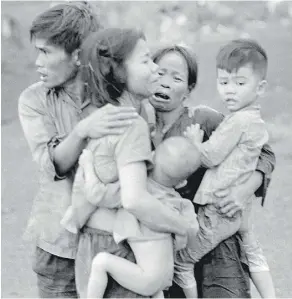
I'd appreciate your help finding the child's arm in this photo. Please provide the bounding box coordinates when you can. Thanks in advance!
[79,149,122,208]
[185,115,243,168]
[61,164,98,234]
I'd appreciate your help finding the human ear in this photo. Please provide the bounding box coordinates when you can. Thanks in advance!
[257,80,268,96]
[72,49,81,66]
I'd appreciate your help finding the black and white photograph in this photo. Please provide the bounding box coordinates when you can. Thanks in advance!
[1,1,292,298]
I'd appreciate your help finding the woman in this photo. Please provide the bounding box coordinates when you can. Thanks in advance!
[74,29,192,298]
[149,45,275,298]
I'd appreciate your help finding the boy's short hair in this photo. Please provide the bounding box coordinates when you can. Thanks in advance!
[30,1,101,54]
[216,39,268,79]
[154,136,201,182]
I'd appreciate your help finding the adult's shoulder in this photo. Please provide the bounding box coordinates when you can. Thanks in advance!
[18,81,46,107]
[189,105,224,124]
[130,114,149,133]
[187,105,225,136]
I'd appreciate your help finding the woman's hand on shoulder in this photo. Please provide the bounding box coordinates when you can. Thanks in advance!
[76,104,138,139]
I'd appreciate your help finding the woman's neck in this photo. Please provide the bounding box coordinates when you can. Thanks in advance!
[119,91,142,114]
[156,105,185,130]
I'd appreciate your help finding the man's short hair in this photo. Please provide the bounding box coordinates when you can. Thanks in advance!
[216,39,268,79]
[30,1,101,54]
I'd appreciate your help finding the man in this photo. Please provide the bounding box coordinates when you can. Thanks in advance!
[19,3,187,298]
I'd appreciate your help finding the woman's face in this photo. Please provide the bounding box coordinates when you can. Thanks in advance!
[150,51,189,112]
[124,39,159,99]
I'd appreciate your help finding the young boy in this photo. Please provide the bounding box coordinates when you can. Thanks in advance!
[180,39,276,298]
[61,135,201,298]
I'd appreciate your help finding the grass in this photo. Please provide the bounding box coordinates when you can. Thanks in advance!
[2,1,292,297]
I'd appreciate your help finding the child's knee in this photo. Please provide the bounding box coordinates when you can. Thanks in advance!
[139,274,164,296]
[91,252,109,272]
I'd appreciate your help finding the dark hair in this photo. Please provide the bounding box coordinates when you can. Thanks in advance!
[30,1,101,54]
[216,39,268,79]
[152,45,198,91]
[79,28,145,107]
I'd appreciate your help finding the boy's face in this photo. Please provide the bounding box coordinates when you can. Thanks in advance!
[34,38,78,89]
[217,64,266,112]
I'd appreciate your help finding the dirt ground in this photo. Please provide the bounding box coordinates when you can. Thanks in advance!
[2,2,292,297]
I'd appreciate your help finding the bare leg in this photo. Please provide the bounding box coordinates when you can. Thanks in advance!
[251,271,276,298]
[152,290,164,298]
[87,252,108,298]
[183,286,198,298]
[240,202,275,298]
[87,237,174,298]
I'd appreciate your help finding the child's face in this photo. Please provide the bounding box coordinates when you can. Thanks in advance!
[217,64,266,112]
[124,38,159,99]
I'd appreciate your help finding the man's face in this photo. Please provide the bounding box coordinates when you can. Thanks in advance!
[34,38,78,89]
[125,39,159,99]
[217,65,265,112]
[150,51,189,112]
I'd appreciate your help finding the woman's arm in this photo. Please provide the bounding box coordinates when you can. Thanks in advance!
[115,117,189,236]
[119,161,188,236]
[215,144,276,217]
[214,171,263,217]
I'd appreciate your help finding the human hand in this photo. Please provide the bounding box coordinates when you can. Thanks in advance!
[214,187,244,218]
[184,123,204,145]
[77,104,138,139]
[187,105,207,118]
[78,149,94,167]
[187,105,199,118]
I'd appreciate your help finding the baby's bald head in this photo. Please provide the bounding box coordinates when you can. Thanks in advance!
[153,136,201,184]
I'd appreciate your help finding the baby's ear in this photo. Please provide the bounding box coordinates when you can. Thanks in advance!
[257,80,268,96]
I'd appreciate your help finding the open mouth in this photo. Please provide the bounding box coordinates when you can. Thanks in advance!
[226,98,236,103]
[153,92,170,102]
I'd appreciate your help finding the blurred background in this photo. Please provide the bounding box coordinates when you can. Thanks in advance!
[2,1,292,297]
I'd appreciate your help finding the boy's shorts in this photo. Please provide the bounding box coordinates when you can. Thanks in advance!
[173,204,242,289]
[33,247,78,298]
[166,234,251,298]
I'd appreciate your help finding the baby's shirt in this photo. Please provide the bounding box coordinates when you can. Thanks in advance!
[194,106,269,205]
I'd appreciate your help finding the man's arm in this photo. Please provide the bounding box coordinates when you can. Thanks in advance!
[18,87,138,178]
[52,105,139,176]
[18,87,78,180]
